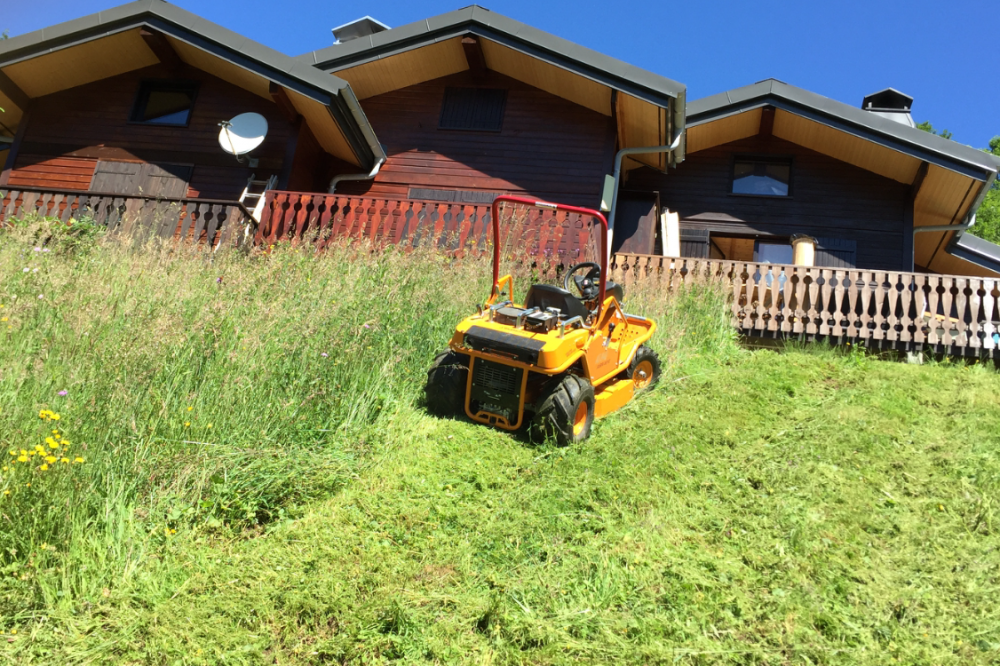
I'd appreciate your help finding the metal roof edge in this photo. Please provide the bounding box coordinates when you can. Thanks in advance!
[0,1,351,99]
[298,6,685,104]
[947,233,1000,275]
[687,79,999,179]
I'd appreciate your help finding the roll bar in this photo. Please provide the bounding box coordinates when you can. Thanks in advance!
[489,195,610,318]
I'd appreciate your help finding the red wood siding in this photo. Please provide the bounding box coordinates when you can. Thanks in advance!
[628,135,911,270]
[336,71,615,208]
[8,62,292,200]
[6,156,97,189]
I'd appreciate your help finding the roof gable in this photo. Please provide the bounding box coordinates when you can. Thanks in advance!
[0,0,382,168]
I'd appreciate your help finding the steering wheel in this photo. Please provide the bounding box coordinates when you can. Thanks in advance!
[564,262,602,301]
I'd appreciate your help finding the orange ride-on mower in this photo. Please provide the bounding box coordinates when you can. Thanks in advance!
[425,195,660,445]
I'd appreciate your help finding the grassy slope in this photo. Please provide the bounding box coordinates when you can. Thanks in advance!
[1,219,999,664]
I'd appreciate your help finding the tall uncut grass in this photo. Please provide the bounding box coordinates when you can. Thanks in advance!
[5,216,998,665]
[0,216,734,618]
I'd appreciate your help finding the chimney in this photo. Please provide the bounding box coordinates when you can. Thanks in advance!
[331,17,390,44]
[861,88,915,128]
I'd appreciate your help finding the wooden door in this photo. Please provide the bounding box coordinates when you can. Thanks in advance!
[90,161,192,197]
[612,192,658,254]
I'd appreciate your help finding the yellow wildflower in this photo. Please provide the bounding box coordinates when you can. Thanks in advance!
[17,456,27,463]
[45,456,57,464]
[60,458,69,464]
[0,318,6,322]
[39,464,49,471]
[52,414,60,421]
[3,490,9,496]
[74,457,84,464]
[49,442,59,450]
[46,437,57,447]
[184,422,190,427]
[62,440,71,446]
[187,406,193,411]
[19,449,27,456]
[8,450,15,456]
[207,424,213,429]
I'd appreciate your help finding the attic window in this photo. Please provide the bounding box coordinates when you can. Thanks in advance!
[439,87,507,131]
[130,81,199,126]
[731,156,792,197]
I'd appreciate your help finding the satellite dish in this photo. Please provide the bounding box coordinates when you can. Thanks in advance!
[219,112,268,156]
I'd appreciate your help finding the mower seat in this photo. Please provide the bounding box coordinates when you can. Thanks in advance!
[606,281,624,305]
[524,284,590,320]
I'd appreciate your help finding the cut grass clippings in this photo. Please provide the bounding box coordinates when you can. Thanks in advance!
[1,216,999,664]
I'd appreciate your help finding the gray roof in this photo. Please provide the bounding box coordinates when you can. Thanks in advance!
[688,79,1000,181]
[0,0,382,169]
[948,232,1000,275]
[297,5,685,110]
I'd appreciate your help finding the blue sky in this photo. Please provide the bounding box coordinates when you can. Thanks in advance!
[6,0,998,149]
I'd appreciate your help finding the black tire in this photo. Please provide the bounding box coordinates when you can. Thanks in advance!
[530,374,595,446]
[626,345,661,390]
[425,350,469,417]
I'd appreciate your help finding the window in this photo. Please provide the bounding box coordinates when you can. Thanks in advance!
[439,87,507,131]
[732,157,791,197]
[754,240,794,264]
[130,81,199,126]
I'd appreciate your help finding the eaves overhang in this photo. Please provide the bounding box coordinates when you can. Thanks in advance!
[0,0,384,169]
[688,79,997,182]
[298,5,685,114]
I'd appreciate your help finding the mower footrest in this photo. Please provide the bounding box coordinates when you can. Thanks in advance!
[594,378,634,419]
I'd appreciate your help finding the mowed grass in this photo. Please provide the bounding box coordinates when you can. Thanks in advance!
[1,217,1000,665]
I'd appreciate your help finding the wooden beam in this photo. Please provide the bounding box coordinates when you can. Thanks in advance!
[759,105,775,137]
[910,160,929,196]
[139,28,182,70]
[0,69,30,111]
[0,102,31,187]
[269,83,300,124]
[277,116,303,190]
[462,35,488,80]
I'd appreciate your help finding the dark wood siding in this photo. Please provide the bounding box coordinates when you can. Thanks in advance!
[628,135,911,270]
[6,62,293,200]
[337,70,615,208]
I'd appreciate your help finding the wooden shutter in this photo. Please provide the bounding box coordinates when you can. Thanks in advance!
[613,193,658,255]
[439,88,507,131]
[140,163,192,198]
[679,228,710,258]
[90,161,142,194]
[89,161,191,197]
[815,237,857,268]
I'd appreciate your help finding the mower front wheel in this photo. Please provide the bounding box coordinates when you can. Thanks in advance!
[530,374,595,446]
[425,350,469,417]
[626,345,661,390]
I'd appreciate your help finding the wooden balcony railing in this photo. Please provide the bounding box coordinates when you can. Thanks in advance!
[0,186,254,248]
[256,190,598,258]
[611,254,1000,358]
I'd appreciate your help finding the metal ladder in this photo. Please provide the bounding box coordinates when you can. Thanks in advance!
[239,173,277,223]
[237,174,277,245]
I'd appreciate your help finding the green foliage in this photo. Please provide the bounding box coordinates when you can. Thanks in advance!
[916,120,953,140]
[0,227,999,664]
[968,136,1000,244]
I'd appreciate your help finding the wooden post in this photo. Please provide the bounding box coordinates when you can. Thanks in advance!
[0,103,31,187]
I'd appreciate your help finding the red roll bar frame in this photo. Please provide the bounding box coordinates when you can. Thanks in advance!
[489,195,609,314]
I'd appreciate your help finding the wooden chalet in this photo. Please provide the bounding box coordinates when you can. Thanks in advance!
[3,3,1000,358]
[0,0,384,243]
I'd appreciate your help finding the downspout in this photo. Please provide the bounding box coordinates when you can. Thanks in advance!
[606,129,684,256]
[329,88,387,194]
[912,169,995,268]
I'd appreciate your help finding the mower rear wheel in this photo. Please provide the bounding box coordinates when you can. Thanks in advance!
[626,345,661,390]
[530,373,595,446]
[425,350,469,417]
